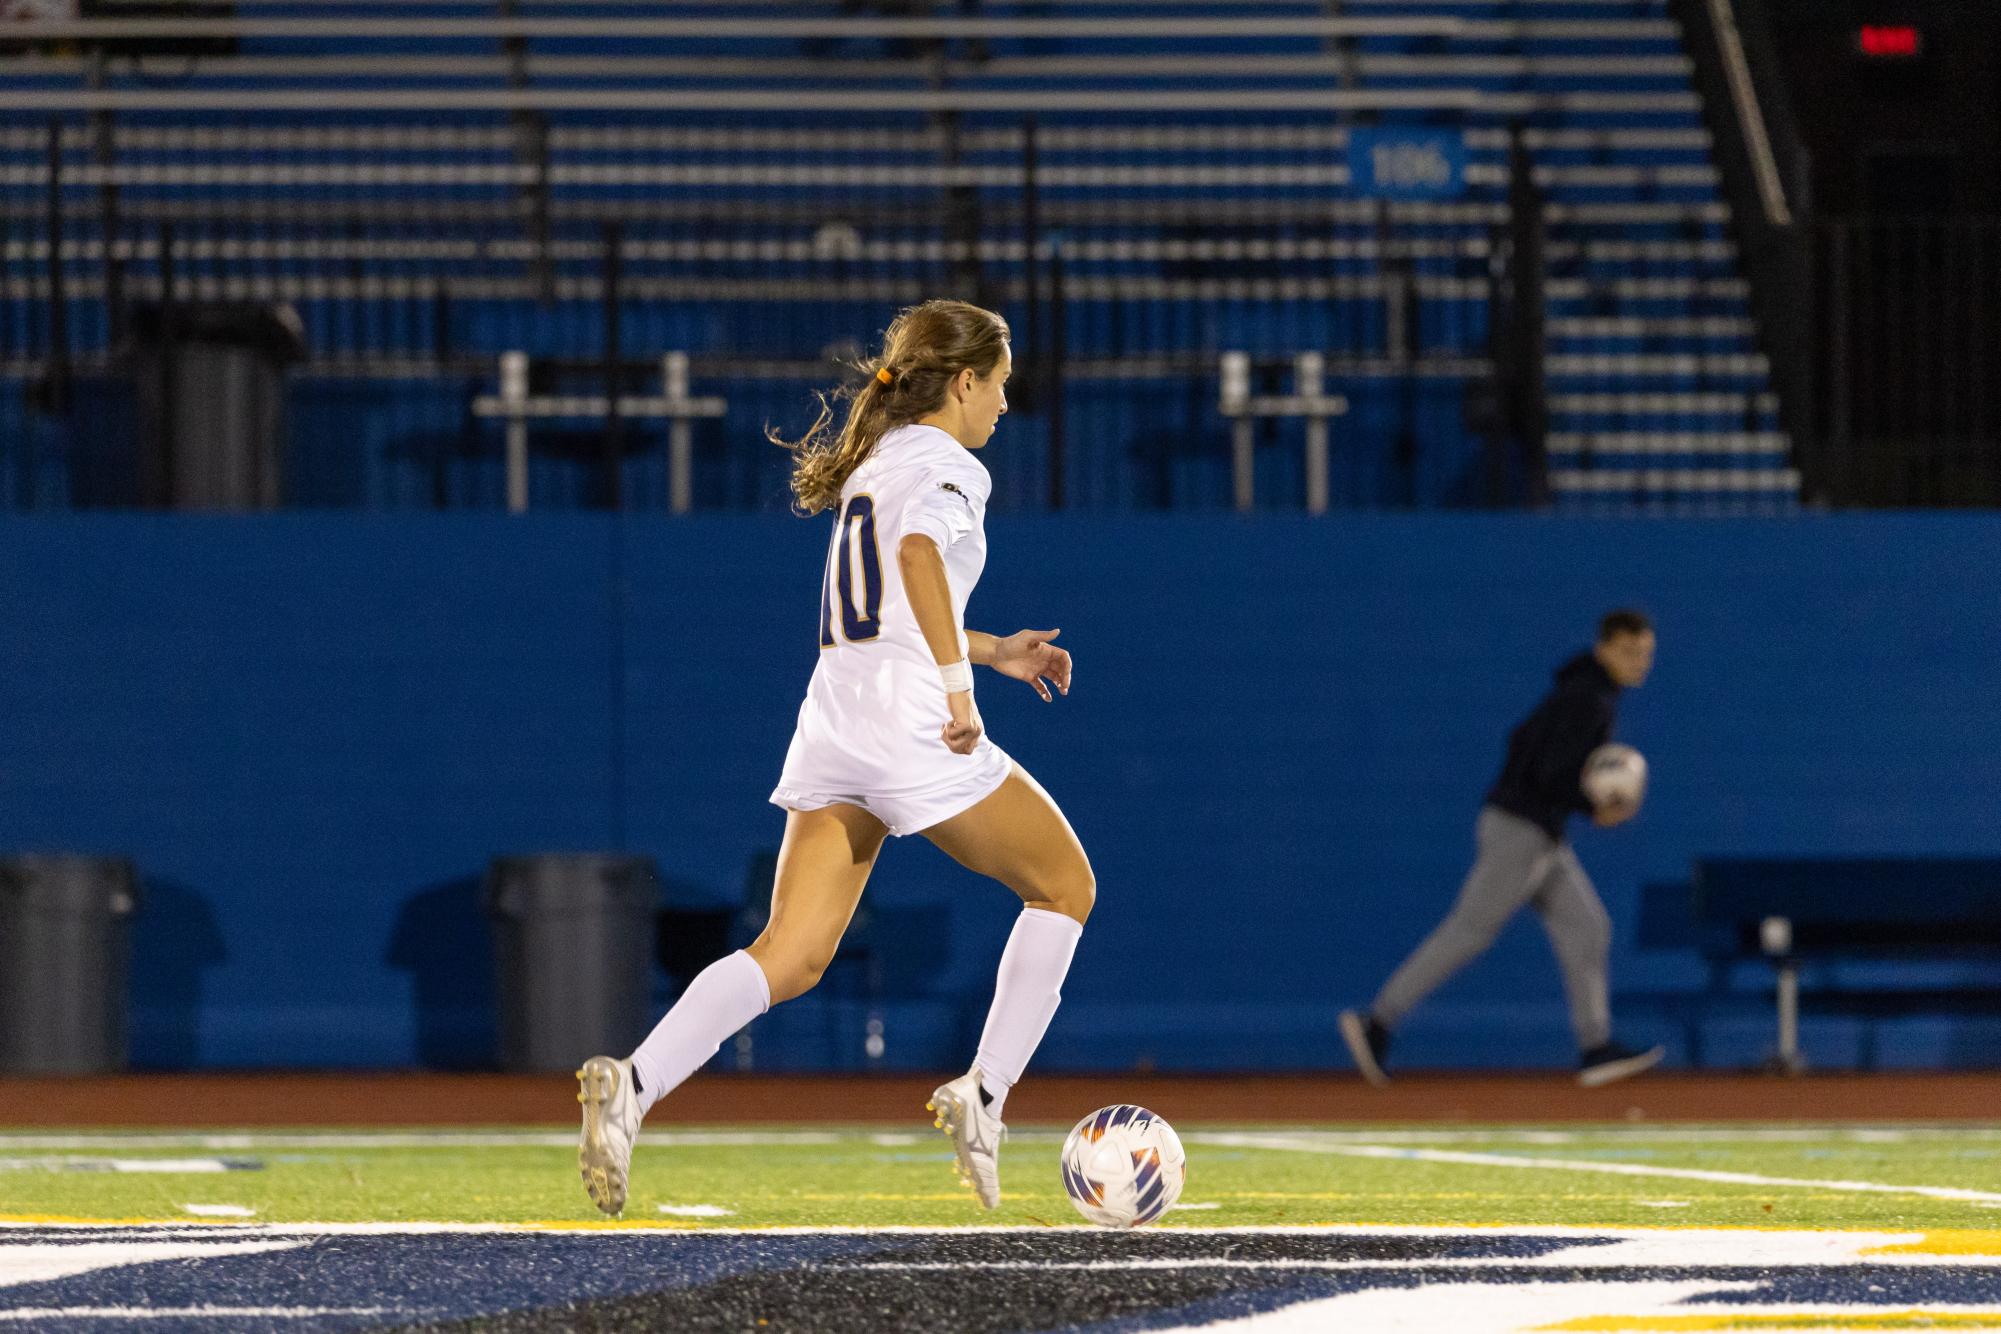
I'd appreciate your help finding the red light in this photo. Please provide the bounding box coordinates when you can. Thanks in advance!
[1858,25,1922,58]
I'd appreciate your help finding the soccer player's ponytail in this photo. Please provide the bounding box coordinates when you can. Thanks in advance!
[775,299,1011,514]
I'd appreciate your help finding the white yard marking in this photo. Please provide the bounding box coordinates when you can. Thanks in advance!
[1201,1134,2001,1205]
[0,1126,1988,1154]
[848,1228,1935,1272]
[0,1131,845,1151]
[1148,1280,1763,1333]
[0,1307,393,1321]
[0,1240,304,1289]
[0,1159,251,1174]
[180,1205,257,1218]
[655,1205,733,1217]
[1185,1127,1975,1146]
[0,1222,1991,1258]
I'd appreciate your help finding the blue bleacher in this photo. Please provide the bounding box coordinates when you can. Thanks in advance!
[0,0,1796,511]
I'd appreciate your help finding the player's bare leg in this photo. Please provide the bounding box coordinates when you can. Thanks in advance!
[921,766,1095,1208]
[578,804,885,1216]
[744,803,888,1002]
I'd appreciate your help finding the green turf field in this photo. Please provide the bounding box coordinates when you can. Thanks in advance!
[8,1126,2001,1234]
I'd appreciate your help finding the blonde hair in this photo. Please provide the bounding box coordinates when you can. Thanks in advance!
[772,300,1011,514]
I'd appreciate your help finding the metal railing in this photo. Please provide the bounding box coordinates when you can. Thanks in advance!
[0,5,1685,114]
[0,109,1508,512]
[5,0,1696,508]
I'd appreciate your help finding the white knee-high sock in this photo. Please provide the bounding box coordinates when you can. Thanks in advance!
[973,906,1084,1120]
[627,949,771,1118]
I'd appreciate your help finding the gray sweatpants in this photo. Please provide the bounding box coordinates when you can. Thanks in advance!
[1369,805,1612,1052]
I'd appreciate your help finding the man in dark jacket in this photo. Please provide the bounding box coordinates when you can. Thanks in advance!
[1340,610,1663,1088]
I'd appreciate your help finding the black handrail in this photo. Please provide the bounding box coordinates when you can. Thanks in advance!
[1669,0,1814,487]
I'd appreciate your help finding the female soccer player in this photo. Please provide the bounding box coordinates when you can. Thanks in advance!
[577,300,1094,1216]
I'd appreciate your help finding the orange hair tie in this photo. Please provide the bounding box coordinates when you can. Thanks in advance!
[876,367,893,385]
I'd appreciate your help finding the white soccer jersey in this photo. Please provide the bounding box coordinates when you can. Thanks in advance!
[772,423,1012,825]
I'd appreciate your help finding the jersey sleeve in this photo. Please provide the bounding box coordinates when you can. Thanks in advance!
[895,454,990,550]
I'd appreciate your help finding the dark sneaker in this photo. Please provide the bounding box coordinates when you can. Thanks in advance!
[1578,1041,1665,1088]
[1339,1009,1392,1087]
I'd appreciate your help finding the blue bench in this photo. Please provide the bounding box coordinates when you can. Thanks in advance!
[1632,859,2001,1072]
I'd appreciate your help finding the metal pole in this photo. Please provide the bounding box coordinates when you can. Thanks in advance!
[89,80,125,348]
[1761,914,1802,1075]
[501,350,529,513]
[1384,269,1409,369]
[432,283,453,367]
[1298,351,1328,515]
[1776,959,1801,1074]
[665,351,693,515]
[601,220,624,510]
[1221,351,1253,512]
[1021,116,1040,408]
[44,119,70,415]
[155,218,176,508]
[1826,224,1851,503]
[1046,237,1066,509]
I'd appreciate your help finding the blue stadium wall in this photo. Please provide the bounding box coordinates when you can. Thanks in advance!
[2,513,1997,1073]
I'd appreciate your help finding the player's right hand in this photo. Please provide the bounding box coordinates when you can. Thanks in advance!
[941,691,983,754]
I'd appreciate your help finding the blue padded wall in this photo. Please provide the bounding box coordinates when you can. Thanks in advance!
[1,512,1996,1071]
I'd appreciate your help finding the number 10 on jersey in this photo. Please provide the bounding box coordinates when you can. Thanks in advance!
[820,494,884,646]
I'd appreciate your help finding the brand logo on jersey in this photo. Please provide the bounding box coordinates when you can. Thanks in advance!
[938,482,972,510]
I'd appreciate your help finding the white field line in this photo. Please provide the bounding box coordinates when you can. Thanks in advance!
[1145,1282,1742,1334]
[0,1309,396,1321]
[1203,1135,2001,1205]
[843,1229,2001,1269]
[0,1131,851,1151]
[852,1259,1747,1271]
[846,1259,1820,1273]
[0,1224,1968,1256]
[0,1126,1988,1153]
[847,1232,1872,1271]
[0,1158,249,1173]
[0,1239,307,1288]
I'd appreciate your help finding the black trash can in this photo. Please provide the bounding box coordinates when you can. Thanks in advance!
[485,855,659,1073]
[0,856,140,1074]
[69,301,306,509]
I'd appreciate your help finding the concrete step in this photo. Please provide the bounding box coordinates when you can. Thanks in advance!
[1549,390,1780,416]
[1548,432,1790,456]
[1549,466,1801,494]
[1547,316,1755,339]
[1546,353,1770,378]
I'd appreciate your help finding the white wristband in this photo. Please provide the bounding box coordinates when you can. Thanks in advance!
[938,658,974,694]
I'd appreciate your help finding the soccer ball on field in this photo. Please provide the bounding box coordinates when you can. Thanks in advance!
[1059,1104,1186,1228]
[1582,743,1648,809]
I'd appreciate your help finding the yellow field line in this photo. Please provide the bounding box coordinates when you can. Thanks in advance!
[1542,1313,2001,1331]
[1866,1231,2001,1257]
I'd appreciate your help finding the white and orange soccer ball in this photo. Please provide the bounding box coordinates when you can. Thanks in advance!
[1059,1104,1186,1228]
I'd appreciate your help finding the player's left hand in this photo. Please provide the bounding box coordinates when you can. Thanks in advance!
[990,628,1071,702]
[1593,796,1639,828]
